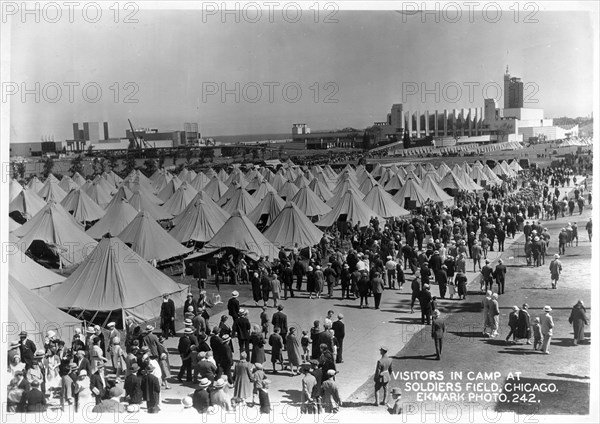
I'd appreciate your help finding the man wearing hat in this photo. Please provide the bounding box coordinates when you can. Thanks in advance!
[387,387,403,414]
[322,369,342,413]
[323,263,337,299]
[18,331,37,370]
[20,378,46,413]
[331,314,345,364]
[419,284,433,325]
[233,309,251,359]
[300,363,317,414]
[480,259,494,293]
[192,378,211,413]
[92,386,125,413]
[549,254,562,289]
[282,261,295,300]
[142,362,161,413]
[374,346,392,406]
[160,293,176,339]
[385,255,398,289]
[228,291,241,321]
[142,324,161,358]
[371,271,385,310]
[540,306,554,354]
[431,310,445,360]
[89,361,106,405]
[492,258,506,294]
[75,349,92,377]
[271,305,288,342]
[177,328,193,382]
[124,363,143,407]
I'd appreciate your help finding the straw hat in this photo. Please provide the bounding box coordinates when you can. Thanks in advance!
[543,305,552,312]
[182,396,193,408]
[198,378,211,388]
[232,291,239,298]
[213,378,226,389]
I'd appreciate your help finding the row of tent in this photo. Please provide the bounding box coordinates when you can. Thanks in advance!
[9,159,522,265]
[7,158,522,331]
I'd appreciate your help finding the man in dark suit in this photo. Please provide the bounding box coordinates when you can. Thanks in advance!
[227,291,241,321]
[142,363,161,413]
[220,334,234,383]
[282,261,295,299]
[233,309,251,359]
[494,259,507,295]
[331,314,345,364]
[75,350,92,376]
[177,328,193,382]
[90,362,106,405]
[19,379,46,412]
[124,364,143,407]
[371,272,385,310]
[419,285,433,325]
[18,331,37,370]
[271,305,288,341]
[431,310,446,360]
[193,378,211,413]
[160,293,176,338]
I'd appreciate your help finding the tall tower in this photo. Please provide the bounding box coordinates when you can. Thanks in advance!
[504,66,524,109]
[503,66,511,109]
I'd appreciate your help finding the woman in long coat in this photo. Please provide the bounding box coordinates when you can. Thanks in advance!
[568,300,588,345]
[232,352,254,403]
[285,328,303,374]
[250,325,266,365]
[516,304,532,342]
[260,272,271,307]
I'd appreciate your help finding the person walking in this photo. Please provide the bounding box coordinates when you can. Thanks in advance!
[480,260,494,292]
[270,274,282,308]
[431,310,445,360]
[233,309,251,360]
[455,271,467,300]
[489,293,500,338]
[331,315,345,364]
[586,218,592,241]
[505,306,520,344]
[160,293,176,339]
[540,306,554,354]
[232,352,254,405]
[517,304,532,344]
[471,241,483,272]
[549,254,562,289]
[371,272,385,309]
[494,259,507,295]
[568,300,588,345]
[373,346,392,406]
[419,285,433,325]
[410,276,421,313]
[285,328,303,375]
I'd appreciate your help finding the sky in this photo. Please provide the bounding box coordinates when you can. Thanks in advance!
[5,4,597,142]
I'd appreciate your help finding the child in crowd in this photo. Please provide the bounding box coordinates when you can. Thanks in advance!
[301,330,310,362]
[532,317,543,350]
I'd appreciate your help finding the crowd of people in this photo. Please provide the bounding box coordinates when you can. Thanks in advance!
[6,156,592,416]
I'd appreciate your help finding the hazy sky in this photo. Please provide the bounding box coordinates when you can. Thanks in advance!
[6,5,596,142]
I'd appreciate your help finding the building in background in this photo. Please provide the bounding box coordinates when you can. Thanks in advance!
[504,66,524,109]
